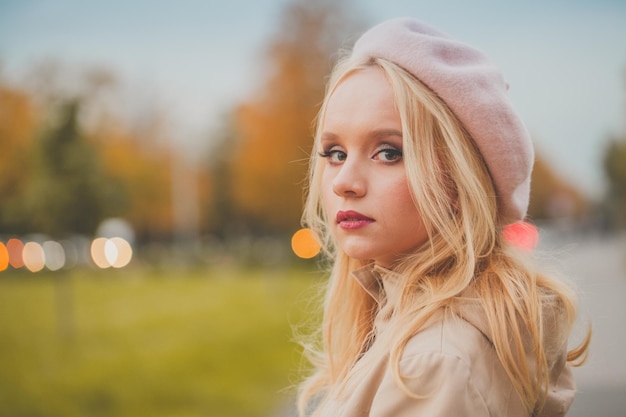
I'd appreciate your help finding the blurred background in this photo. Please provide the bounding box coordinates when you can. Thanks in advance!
[0,0,624,416]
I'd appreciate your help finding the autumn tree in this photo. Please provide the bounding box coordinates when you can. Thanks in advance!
[0,63,130,237]
[94,125,175,242]
[225,0,362,235]
[23,98,126,237]
[528,152,589,221]
[0,79,38,234]
[597,71,626,230]
[1,61,195,242]
[602,136,626,228]
[74,66,186,242]
[203,113,239,238]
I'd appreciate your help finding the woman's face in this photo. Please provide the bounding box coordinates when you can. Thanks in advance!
[320,67,429,268]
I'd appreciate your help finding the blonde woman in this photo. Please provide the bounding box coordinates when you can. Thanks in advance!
[297,18,590,417]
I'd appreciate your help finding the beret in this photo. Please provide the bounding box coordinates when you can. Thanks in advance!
[351,17,534,224]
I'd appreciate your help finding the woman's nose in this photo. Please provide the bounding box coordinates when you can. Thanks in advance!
[332,160,366,198]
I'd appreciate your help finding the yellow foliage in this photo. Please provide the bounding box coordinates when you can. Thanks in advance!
[94,126,175,238]
[528,153,589,220]
[228,0,360,234]
[0,84,37,198]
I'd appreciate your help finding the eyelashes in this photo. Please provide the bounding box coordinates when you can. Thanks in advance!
[318,149,347,163]
[377,147,402,162]
[318,144,403,164]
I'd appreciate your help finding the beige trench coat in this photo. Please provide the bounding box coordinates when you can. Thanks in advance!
[314,264,576,417]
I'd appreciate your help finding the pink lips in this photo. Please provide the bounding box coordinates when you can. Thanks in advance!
[336,210,374,230]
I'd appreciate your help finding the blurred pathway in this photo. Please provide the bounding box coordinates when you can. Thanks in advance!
[538,228,626,417]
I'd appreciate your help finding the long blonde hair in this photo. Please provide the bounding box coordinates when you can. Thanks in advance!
[298,55,590,415]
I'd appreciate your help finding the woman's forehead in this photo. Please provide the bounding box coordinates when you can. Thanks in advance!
[322,68,400,139]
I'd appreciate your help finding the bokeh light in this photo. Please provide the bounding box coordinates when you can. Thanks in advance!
[291,228,321,259]
[503,221,539,251]
[43,240,66,271]
[7,238,25,269]
[91,237,111,268]
[91,237,133,269]
[104,239,118,266]
[0,242,9,272]
[109,237,133,268]
[22,242,46,272]
[0,237,133,272]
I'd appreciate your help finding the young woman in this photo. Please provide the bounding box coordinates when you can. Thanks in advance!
[297,18,590,417]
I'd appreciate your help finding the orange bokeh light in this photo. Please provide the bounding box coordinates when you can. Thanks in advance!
[7,238,25,269]
[0,242,9,272]
[291,228,321,259]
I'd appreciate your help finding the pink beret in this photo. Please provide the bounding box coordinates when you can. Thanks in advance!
[352,17,534,224]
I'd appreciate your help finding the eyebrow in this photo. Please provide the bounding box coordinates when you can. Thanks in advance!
[320,128,403,143]
[370,128,403,140]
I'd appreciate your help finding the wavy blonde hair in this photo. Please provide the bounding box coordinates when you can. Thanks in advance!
[297,55,590,416]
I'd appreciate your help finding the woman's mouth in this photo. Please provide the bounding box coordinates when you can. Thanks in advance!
[336,210,375,230]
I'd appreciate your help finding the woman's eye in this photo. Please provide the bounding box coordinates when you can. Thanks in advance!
[376,148,402,162]
[319,149,347,164]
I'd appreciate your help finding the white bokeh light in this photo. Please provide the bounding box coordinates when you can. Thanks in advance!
[22,242,45,272]
[43,241,66,271]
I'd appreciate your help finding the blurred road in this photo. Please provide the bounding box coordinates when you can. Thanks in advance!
[538,227,626,417]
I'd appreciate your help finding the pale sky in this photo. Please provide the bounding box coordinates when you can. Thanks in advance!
[1,0,625,198]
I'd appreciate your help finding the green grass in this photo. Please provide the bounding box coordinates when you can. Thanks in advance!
[0,266,323,417]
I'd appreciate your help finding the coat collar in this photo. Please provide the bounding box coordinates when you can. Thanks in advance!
[351,263,567,357]
[351,263,493,343]
[350,263,574,416]
[352,263,402,305]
